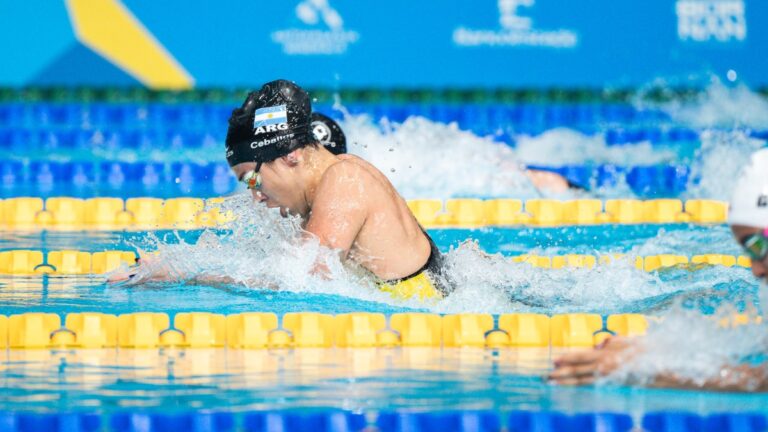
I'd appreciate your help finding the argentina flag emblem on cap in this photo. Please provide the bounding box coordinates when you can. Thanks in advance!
[253,105,288,128]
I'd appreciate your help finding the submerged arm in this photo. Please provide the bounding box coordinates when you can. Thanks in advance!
[184,274,279,290]
[652,364,768,392]
[108,256,277,289]
[549,337,768,392]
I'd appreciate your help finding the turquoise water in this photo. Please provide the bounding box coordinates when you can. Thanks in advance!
[2,84,768,417]
[0,224,741,257]
[0,225,756,316]
[2,346,768,414]
[0,225,766,415]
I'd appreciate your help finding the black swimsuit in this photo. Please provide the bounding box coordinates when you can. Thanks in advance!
[383,228,452,296]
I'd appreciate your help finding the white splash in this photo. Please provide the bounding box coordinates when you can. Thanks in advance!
[684,129,766,200]
[760,281,768,318]
[342,115,545,199]
[116,201,756,315]
[605,302,768,390]
[122,194,396,305]
[657,80,768,129]
[627,226,740,257]
[436,243,665,314]
[514,127,676,166]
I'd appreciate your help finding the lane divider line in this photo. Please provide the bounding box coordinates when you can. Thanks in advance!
[0,250,751,275]
[0,311,755,350]
[0,197,729,230]
[0,312,651,349]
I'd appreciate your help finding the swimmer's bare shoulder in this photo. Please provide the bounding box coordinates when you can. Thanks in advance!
[305,157,381,254]
[317,156,390,200]
[332,154,399,191]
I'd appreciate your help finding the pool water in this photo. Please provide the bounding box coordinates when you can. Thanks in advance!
[0,224,757,316]
[2,83,768,423]
[3,347,768,415]
[0,223,766,416]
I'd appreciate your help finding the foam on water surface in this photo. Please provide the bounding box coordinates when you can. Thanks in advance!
[6,81,768,391]
[115,193,760,316]
[654,80,768,130]
[604,290,768,390]
[684,129,766,200]
[337,91,765,200]
[342,114,545,199]
[513,127,676,166]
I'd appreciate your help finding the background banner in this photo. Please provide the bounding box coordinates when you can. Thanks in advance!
[2,0,767,88]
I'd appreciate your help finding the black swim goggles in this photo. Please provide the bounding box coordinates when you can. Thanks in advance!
[740,228,768,262]
[239,162,263,191]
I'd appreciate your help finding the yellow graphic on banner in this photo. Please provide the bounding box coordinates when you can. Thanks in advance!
[65,0,193,89]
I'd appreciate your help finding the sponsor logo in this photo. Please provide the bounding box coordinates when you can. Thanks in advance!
[272,0,359,55]
[226,148,234,158]
[676,0,746,42]
[453,0,578,48]
[312,120,332,144]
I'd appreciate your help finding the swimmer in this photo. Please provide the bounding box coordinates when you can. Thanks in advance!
[113,80,450,301]
[525,169,573,194]
[549,148,768,391]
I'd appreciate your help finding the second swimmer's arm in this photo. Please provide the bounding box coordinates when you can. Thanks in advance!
[551,338,768,392]
[652,364,768,392]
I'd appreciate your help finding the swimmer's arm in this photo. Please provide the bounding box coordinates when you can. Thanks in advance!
[551,337,768,392]
[109,267,278,290]
[107,256,278,289]
[185,274,279,290]
[651,365,768,392]
[549,337,633,385]
[304,162,368,262]
[107,255,169,283]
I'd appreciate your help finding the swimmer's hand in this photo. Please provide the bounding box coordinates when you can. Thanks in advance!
[548,337,634,385]
[106,255,145,283]
[106,266,139,283]
[106,255,171,285]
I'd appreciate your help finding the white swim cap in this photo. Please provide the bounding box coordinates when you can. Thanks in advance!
[729,148,768,228]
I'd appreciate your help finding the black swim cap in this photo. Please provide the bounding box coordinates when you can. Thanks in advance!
[225,79,312,167]
[311,113,347,155]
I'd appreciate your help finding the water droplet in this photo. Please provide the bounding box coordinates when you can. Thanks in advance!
[390,168,396,173]
[727,69,738,82]
[388,148,394,152]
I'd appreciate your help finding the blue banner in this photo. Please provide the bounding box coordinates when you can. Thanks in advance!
[2,0,767,88]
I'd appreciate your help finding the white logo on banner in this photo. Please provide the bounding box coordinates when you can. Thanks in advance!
[272,0,359,55]
[676,0,746,42]
[453,0,578,48]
